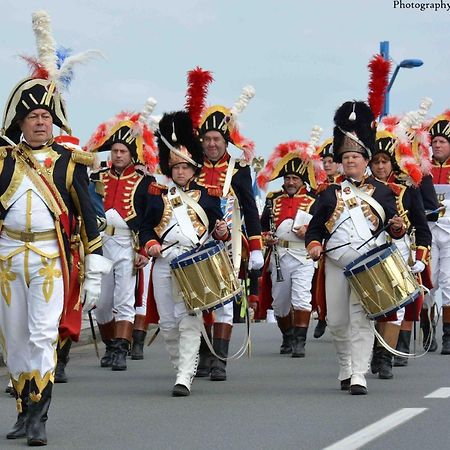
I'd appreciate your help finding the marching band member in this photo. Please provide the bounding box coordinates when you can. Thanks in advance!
[427,110,450,355]
[257,129,326,357]
[141,111,229,396]
[0,11,111,445]
[185,68,263,381]
[85,101,158,371]
[305,101,405,395]
[369,116,432,378]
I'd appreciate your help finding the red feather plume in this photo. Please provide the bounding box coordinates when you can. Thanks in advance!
[185,67,214,128]
[367,54,391,120]
[19,54,49,79]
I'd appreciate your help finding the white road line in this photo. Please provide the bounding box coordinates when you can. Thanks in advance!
[323,408,427,450]
[425,387,450,398]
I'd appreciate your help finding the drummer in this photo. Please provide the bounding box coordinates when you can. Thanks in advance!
[369,117,432,379]
[305,101,405,395]
[140,110,228,397]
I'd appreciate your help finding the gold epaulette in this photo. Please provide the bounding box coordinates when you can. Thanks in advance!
[148,182,168,195]
[0,146,11,159]
[206,186,222,198]
[95,180,105,197]
[70,149,95,166]
[266,190,282,200]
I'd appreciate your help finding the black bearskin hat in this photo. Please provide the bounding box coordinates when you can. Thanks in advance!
[157,111,203,178]
[333,100,375,163]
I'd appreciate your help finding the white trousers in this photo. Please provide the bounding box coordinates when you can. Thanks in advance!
[135,260,152,316]
[95,237,136,324]
[427,225,450,308]
[270,253,314,317]
[325,249,374,387]
[0,248,63,381]
[154,254,201,390]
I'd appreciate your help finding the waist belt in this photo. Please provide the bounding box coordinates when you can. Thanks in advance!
[104,225,132,237]
[277,239,304,250]
[2,226,57,242]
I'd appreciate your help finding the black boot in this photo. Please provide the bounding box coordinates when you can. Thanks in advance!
[7,380,29,440]
[378,347,394,379]
[100,340,116,368]
[314,319,327,339]
[441,323,450,355]
[371,346,382,374]
[280,328,294,354]
[394,330,411,367]
[195,334,213,377]
[275,314,293,354]
[111,338,130,371]
[54,339,72,383]
[291,327,307,358]
[27,380,52,446]
[130,330,147,360]
[210,338,230,381]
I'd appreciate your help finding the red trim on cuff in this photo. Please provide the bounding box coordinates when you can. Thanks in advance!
[248,236,262,251]
[145,239,159,255]
[306,241,322,252]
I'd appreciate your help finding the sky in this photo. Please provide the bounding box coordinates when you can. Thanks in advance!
[1,0,449,185]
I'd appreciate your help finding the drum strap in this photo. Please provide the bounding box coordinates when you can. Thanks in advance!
[167,184,206,246]
[222,157,235,198]
[341,180,372,241]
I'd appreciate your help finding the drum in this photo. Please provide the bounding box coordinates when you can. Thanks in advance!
[170,241,242,313]
[344,243,420,319]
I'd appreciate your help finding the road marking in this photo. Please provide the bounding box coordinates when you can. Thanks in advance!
[323,408,427,450]
[425,387,450,398]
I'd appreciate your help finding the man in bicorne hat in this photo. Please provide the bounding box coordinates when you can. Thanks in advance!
[426,111,450,354]
[0,61,110,449]
[85,106,157,371]
[258,134,326,358]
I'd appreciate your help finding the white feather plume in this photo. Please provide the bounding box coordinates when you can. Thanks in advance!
[308,125,323,154]
[138,97,158,128]
[32,10,58,80]
[57,50,105,89]
[230,85,255,119]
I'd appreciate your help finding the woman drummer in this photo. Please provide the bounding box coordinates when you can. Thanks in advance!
[369,117,432,378]
[140,111,228,397]
[305,101,405,395]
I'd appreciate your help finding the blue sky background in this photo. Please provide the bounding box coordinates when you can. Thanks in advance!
[1,0,449,179]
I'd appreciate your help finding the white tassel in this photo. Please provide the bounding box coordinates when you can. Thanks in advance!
[230,85,256,119]
[32,10,58,80]
[348,102,356,121]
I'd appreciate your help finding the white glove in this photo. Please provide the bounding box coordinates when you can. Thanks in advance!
[81,254,113,311]
[410,260,425,274]
[248,249,264,271]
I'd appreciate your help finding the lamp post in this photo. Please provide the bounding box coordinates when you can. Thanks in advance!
[380,41,423,117]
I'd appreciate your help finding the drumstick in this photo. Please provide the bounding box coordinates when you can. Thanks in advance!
[321,242,351,255]
[356,209,409,251]
[160,241,179,254]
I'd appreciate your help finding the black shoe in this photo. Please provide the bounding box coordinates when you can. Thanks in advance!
[195,336,213,377]
[350,384,367,395]
[280,328,294,354]
[340,378,351,391]
[111,339,129,371]
[100,340,116,368]
[370,347,382,374]
[210,366,227,381]
[54,361,68,383]
[291,327,307,358]
[314,320,327,339]
[210,338,229,381]
[393,356,408,367]
[130,330,146,360]
[26,381,52,446]
[6,415,27,439]
[378,348,394,380]
[172,384,190,397]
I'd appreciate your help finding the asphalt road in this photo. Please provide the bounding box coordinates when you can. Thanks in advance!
[0,322,448,450]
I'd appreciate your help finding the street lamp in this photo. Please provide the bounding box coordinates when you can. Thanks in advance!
[380,41,423,117]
